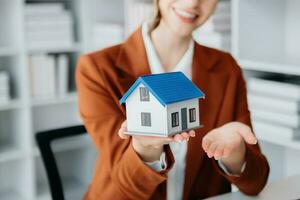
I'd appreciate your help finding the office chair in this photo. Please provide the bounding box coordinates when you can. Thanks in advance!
[35,125,87,200]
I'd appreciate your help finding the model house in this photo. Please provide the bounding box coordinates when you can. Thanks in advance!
[119,72,205,137]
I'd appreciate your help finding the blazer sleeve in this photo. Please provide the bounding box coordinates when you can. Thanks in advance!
[212,54,270,195]
[76,55,174,199]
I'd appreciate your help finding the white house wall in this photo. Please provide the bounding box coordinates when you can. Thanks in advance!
[125,83,168,136]
[167,99,200,135]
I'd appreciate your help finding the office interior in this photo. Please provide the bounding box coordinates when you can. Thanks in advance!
[0,0,299,199]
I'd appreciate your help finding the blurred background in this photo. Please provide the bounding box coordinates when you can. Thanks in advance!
[0,0,300,199]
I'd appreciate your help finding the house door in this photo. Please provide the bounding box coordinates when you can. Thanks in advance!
[181,108,187,131]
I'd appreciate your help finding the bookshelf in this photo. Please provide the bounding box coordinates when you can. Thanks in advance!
[0,0,300,199]
[232,0,300,182]
[0,0,100,199]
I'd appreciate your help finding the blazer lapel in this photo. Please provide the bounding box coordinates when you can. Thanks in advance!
[116,27,151,78]
[115,28,152,114]
[182,44,229,199]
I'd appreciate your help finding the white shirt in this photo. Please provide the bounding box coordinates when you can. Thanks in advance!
[142,22,193,200]
[141,22,245,200]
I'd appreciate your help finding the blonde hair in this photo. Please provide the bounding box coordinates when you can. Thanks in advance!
[149,0,161,33]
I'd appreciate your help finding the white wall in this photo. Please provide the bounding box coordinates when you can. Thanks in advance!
[125,83,168,136]
[167,98,199,135]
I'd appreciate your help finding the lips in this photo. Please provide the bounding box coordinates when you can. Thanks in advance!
[173,7,198,23]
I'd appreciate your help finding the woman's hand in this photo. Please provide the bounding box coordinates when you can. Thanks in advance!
[118,120,196,162]
[202,122,257,174]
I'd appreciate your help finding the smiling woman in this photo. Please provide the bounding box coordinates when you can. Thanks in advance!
[150,0,218,35]
[76,0,270,199]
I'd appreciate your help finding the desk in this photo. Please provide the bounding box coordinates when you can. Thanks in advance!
[205,175,300,200]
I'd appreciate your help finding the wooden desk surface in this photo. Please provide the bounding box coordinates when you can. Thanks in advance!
[205,175,300,200]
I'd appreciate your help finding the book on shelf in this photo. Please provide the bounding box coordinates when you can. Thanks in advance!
[29,54,51,98]
[252,120,300,141]
[248,77,300,100]
[25,3,74,50]
[25,11,73,24]
[47,55,56,97]
[29,54,69,99]
[25,2,64,17]
[26,29,73,41]
[26,19,73,31]
[0,71,10,104]
[251,108,300,128]
[56,54,69,96]
[248,93,300,114]
[27,40,74,50]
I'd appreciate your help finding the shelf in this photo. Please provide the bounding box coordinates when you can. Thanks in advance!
[256,131,300,151]
[0,46,18,56]
[33,133,90,157]
[239,59,300,76]
[0,146,23,163]
[0,99,22,111]
[31,92,77,107]
[27,43,82,54]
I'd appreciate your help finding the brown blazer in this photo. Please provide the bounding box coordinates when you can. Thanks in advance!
[76,28,269,200]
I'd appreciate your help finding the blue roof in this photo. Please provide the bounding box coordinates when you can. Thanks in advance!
[119,71,205,106]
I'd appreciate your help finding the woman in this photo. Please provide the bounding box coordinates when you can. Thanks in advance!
[76,0,269,199]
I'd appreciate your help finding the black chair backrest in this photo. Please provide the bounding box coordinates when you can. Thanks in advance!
[35,125,87,200]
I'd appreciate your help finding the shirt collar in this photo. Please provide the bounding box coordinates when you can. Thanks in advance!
[141,22,194,79]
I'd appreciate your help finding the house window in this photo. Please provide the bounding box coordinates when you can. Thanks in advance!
[171,112,179,127]
[140,87,149,101]
[189,108,196,122]
[141,112,151,126]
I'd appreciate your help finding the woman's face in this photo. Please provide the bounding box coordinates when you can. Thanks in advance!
[158,0,218,37]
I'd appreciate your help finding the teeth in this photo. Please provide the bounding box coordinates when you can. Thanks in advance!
[174,8,196,19]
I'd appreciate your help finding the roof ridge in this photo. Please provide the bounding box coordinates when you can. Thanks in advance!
[140,71,182,78]
[119,71,205,106]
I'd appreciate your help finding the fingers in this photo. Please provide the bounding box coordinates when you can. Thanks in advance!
[173,130,196,142]
[213,143,225,160]
[202,136,213,152]
[203,131,226,160]
[238,125,257,145]
[181,132,190,141]
[174,133,185,142]
[206,142,218,158]
[202,129,218,151]
[189,130,196,137]
[204,140,227,160]
[119,121,197,145]
[118,120,130,139]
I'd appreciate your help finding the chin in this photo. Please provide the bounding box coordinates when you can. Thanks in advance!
[166,22,194,38]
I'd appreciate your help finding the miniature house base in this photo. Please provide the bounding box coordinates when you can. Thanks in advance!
[127,125,204,137]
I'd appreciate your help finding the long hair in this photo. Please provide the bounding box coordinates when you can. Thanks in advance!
[149,0,161,33]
